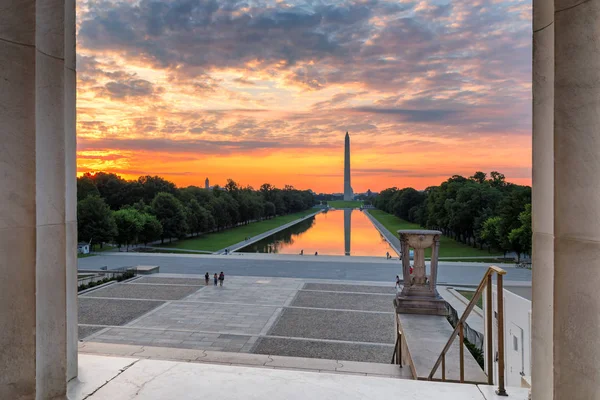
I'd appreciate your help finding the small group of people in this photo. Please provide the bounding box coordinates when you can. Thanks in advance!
[298,250,318,256]
[205,271,225,286]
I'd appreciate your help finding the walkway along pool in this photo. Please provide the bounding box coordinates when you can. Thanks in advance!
[238,209,396,257]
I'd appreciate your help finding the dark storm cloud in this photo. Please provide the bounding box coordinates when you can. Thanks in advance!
[78,137,334,154]
[347,107,460,123]
[78,0,368,72]
[102,79,157,99]
[78,0,532,135]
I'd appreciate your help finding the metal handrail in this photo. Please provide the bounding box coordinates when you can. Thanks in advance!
[391,331,402,365]
[427,265,508,396]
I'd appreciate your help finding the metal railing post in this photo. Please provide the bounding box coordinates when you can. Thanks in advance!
[496,273,508,396]
[487,274,494,385]
[426,266,507,390]
[442,353,446,381]
[459,322,465,383]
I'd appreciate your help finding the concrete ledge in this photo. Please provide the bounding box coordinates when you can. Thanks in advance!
[78,342,411,379]
[132,265,160,275]
[397,313,487,383]
[70,353,530,400]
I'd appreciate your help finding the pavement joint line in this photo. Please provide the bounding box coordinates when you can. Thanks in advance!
[78,296,395,314]
[82,326,115,342]
[126,282,206,287]
[261,335,395,347]
[81,325,395,347]
[124,300,173,327]
[79,295,395,314]
[286,306,394,314]
[299,289,395,296]
[259,307,284,336]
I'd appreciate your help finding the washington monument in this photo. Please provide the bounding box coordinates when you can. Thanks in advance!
[344,132,354,200]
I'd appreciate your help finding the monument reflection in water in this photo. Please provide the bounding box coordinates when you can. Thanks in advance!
[239,209,395,257]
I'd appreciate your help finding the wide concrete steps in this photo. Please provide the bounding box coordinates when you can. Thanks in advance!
[79,341,413,379]
[70,353,530,400]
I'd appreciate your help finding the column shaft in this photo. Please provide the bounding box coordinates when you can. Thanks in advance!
[65,0,78,381]
[0,0,75,397]
[35,0,69,397]
[554,0,600,398]
[0,2,37,397]
[531,0,554,399]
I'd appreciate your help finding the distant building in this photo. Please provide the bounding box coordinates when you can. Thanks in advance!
[77,243,90,254]
[205,177,210,190]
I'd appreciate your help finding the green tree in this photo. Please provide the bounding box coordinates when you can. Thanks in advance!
[83,172,133,210]
[136,176,177,203]
[264,201,276,218]
[488,171,506,188]
[138,213,163,245]
[77,195,117,248]
[209,196,231,230]
[508,204,532,262]
[151,192,188,242]
[186,199,211,236]
[480,216,506,255]
[470,171,487,184]
[113,208,143,251]
[77,175,100,201]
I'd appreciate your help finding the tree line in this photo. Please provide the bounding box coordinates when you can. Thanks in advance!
[373,171,531,260]
[77,172,316,250]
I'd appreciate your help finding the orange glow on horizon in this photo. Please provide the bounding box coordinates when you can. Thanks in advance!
[75,0,532,192]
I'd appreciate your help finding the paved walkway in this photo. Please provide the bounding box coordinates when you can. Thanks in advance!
[80,274,398,364]
[78,253,532,286]
[215,209,323,254]
[364,210,402,255]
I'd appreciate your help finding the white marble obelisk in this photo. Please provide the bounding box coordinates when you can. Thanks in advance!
[343,132,354,200]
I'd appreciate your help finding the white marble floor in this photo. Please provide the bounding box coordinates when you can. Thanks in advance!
[69,354,530,400]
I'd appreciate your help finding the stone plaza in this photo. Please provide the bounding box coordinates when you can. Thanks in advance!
[79,274,398,365]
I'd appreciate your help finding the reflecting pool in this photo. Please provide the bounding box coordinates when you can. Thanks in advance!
[238,209,396,257]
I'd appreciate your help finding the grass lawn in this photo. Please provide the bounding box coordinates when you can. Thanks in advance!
[438,258,515,264]
[457,290,483,310]
[328,200,364,208]
[77,253,96,258]
[135,249,213,255]
[162,209,318,252]
[368,209,503,258]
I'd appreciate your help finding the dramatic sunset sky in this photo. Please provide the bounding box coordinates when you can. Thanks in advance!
[76,0,532,193]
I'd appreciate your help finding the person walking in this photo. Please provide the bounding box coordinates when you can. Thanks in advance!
[219,271,225,287]
[395,275,400,289]
[205,272,209,285]
[213,273,218,286]
[300,250,304,256]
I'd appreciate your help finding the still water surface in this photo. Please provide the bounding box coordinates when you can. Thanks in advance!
[239,209,395,257]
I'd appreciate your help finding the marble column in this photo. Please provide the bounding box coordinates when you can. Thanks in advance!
[553,0,600,398]
[0,0,75,397]
[0,1,37,398]
[36,0,68,396]
[65,0,78,381]
[531,0,554,399]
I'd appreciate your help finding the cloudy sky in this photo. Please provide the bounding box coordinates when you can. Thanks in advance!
[76,0,532,192]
